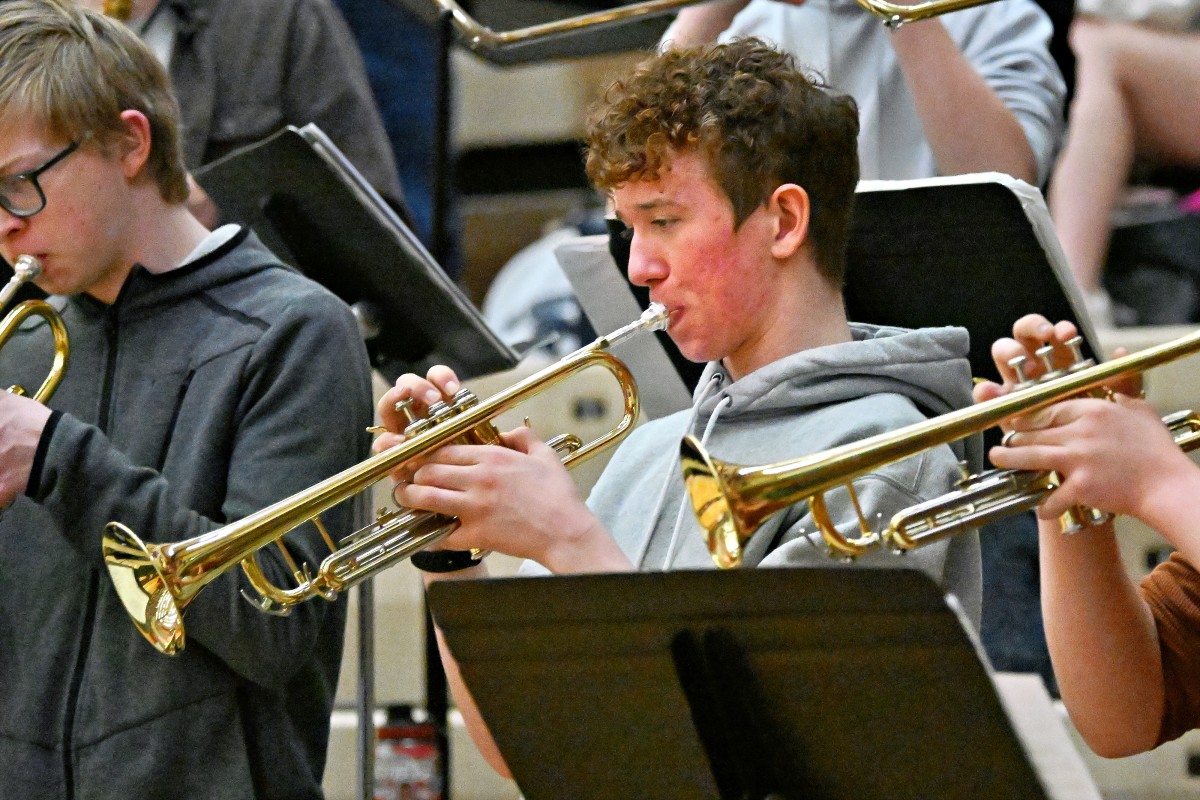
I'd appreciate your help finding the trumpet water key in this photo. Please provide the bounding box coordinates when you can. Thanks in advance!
[1,255,70,403]
[683,329,1200,568]
[103,303,669,655]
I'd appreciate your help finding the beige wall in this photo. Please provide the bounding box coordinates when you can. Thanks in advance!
[451,50,644,306]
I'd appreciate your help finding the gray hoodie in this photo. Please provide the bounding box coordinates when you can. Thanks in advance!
[0,228,372,800]
[555,322,982,629]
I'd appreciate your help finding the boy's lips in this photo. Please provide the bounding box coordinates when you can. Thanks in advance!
[653,301,682,320]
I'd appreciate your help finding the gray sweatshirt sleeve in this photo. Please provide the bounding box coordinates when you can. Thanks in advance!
[28,292,373,687]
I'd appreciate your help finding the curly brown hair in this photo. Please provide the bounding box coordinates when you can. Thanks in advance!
[585,38,860,284]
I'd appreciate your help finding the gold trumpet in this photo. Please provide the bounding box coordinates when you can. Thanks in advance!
[682,329,1200,568]
[103,303,670,654]
[1,255,70,403]
[432,0,1002,62]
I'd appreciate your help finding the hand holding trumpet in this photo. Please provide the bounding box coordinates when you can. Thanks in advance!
[0,392,52,508]
[373,366,629,573]
[972,313,1190,526]
[361,301,669,575]
[0,255,58,507]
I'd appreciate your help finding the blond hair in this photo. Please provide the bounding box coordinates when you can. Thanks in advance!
[0,0,188,203]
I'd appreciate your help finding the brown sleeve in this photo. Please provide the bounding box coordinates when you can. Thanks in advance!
[1140,552,1200,745]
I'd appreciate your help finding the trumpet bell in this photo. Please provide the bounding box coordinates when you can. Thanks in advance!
[102,522,187,655]
[681,435,755,568]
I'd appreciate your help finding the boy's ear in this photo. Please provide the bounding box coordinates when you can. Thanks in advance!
[116,109,153,180]
[768,183,809,260]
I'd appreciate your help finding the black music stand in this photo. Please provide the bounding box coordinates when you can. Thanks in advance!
[193,124,516,381]
[428,567,1053,800]
[844,172,1099,385]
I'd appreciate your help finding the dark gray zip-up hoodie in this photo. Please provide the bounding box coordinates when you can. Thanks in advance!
[0,228,372,799]
[557,323,982,629]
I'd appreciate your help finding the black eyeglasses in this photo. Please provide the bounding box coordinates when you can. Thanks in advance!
[0,140,81,219]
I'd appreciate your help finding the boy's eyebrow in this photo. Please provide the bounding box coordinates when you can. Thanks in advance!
[0,148,41,176]
[636,198,678,211]
[615,198,679,220]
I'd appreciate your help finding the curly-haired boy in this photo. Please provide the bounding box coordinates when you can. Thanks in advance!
[376,38,982,779]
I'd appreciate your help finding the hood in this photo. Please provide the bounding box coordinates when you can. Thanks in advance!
[691,322,974,425]
[68,227,291,318]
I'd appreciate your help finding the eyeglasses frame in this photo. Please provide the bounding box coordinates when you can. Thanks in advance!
[0,139,82,219]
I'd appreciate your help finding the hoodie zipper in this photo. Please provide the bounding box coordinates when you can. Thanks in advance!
[61,309,120,797]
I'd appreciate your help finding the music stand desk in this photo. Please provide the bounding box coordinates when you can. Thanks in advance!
[846,172,1099,384]
[429,567,1074,800]
[194,124,515,381]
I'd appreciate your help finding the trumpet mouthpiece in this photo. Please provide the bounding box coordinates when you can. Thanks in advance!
[602,301,670,349]
[1,255,43,309]
[13,255,42,281]
[644,301,670,332]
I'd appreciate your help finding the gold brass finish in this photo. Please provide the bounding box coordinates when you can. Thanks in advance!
[0,255,70,403]
[683,327,1200,568]
[103,303,669,654]
[433,0,702,59]
[102,0,133,20]
[884,409,1200,551]
[431,0,1002,61]
[853,0,1000,29]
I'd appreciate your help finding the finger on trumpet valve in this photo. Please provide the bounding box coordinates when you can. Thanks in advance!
[394,397,418,424]
[1060,505,1113,535]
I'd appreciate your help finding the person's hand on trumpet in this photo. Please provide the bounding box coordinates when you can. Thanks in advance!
[373,366,634,574]
[970,313,1185,524]
[0,391,52,508]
